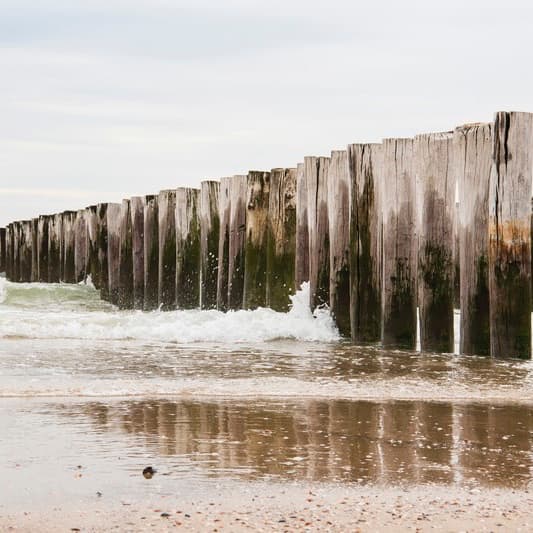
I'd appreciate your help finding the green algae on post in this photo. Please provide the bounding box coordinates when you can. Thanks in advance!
[158,189,177,310]
[200,181,220,310]
[143,195,158,311]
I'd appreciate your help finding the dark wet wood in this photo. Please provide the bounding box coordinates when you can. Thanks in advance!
[31,218,38,282]
[327,151,351,336]
[348,143,383,342]
[158,190,177,310]
[85,206,99,289]
[244,171,270,309]
[415,132,455,353]
[61,211,76,284]
[143,195,159,311]
[96,204,109,299]
[74,209,88,283]
[381,138,417,348]
[130,196,145,310]
[454,123,492,356]
[106,203,121,305]
[217,178,231,311]
[489,111,533,359]
[266,168,296,312]
[18,221,33,282]
[48,214,62,283]
[0,227,5,274]
[200,181,220,310]
[37,216,50,282]
[176,188,201,309]
[228,175,247,310]
[295,162,309,288]
[118,199,134,309]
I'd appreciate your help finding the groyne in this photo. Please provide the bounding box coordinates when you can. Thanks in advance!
[1,110,532,358]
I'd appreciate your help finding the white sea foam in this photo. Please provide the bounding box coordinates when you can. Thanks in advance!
[0,279,340,343]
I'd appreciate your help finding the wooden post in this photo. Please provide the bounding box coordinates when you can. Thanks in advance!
[118,199,134,309]
[348,143,383,342]
[217,177,231,311]
[295,162,309,288]
[266,168,296,311]
[0,227,5,273]
[143,195,159,311]
[37,215,50,282]
[200,181,220,310]
[61,211,76,283]
[96,204,109,299]
[489,111,533,359]
[306,156,330,310]
[106,203,121,305]
[415,132,455,353]
[31,218,38,282]
[74,209,88,283]
[5,225,12,279]
[48,214,62,283]
[21,220,33,282]
[243,171,270,309]
[327,151,351,336]
[130,196,145,310]
[381,138,417,348]
[454,123,492,356]
[176,188,201,309]
[158,189,177,310]
[454,202,460,309]
[85,206,99,289]
[228,175,247,310]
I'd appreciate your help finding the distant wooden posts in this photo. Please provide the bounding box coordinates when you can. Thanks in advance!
[130,196,145,310]
[106,203,121,305]
[18,220,32,282]
[266,168,296,311]
[86,206,99,289]
[381,139,417,348]
[13,222,21,282]
[228,175,247,310]
[74,210,88,283]
[244,171,270,309]
[175,188,201,309]
[454,124,492,356]
[0,227,5,273]
[96,204,109,299]
[118,199,133,309]
[48,214,62,283]
[348,144,383,342]
[217,178,231,311]
[61,212,76,284]
[37,216,49,282]
[415,132,455,353]
[306,156,330,310]
[143,195,159,311]
[5,225,12,279]
[31,218,38,282]
[295,162,309,288]
[327,151,351,336]
[489,111,533,359]
[200,181,220,310]
[158,190,177,310]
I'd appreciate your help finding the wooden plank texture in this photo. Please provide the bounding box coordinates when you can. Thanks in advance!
[130,196,145,310]
[118,199,134,309]
[158,190,177,310]
[74,209,88,283]
[217,178,231,311]
[295,162,309,288]
[106,203,121,304]
[143,195,159,311]
[228,175,247,310]
[200,181,220,310]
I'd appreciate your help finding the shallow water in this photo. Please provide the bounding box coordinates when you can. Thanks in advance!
[1,277,533,507]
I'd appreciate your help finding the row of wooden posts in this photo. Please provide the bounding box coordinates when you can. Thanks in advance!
[1,111,532,359]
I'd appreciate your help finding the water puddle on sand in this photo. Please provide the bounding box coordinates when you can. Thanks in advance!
[1,397,533,508]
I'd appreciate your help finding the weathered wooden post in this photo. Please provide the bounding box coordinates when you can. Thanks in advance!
[106,203,121,305]
[85,206,99,288]
[381,138,417,348]
[176,188,201,309]
[306,156,330,310]
[0,227,5,273]
[243,171,270,309]
[228,175,247,310]
[31,218,38,282]
[143,195,159,311]
[454,202,460,309]
[415,132,455,353]
[200,181,220,310]
[61,211,76,283]
[327,151,351,336]
[266,168,296,311]
[130,196,145,310]
[348,143,383,342]
[20,220,33,282]
[5,225,12,279]
[96,204,109,299]
[454,123,492,356]
[295,162,309,289]
[118,199,134,309]
[48,214,62,283]
[74,209,88,283]
[489,111,533,359]
[217,177,231,311]
[13,222,21,282]
[37,215,50,282]
[158,190,177,310]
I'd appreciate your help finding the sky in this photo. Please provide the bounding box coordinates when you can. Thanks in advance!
[2,0,533,225]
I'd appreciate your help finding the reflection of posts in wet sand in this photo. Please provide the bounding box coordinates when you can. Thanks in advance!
[72,399,533,487]
[456,404,533,488]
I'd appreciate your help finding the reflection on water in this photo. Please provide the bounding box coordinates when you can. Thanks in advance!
[53,398,533,489]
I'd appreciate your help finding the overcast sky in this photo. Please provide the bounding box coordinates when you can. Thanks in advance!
[2,0,533,225]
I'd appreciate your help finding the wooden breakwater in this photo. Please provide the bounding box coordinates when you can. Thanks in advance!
[2,110,533,359]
